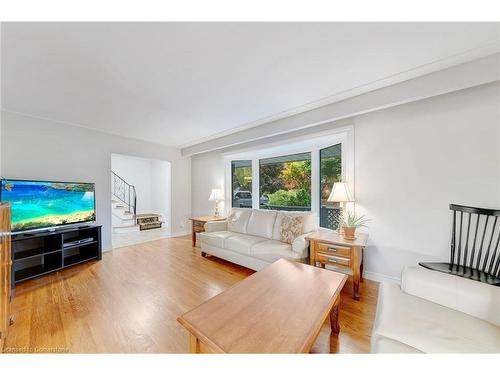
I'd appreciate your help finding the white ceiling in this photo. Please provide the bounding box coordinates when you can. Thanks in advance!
[2,22,499,148]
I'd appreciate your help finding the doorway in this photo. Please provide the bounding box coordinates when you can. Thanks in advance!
[111,153,172,248]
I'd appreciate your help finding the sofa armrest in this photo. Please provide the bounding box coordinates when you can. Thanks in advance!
[204,220,228,233]
[291,231,313,256]
[401,266,500,326]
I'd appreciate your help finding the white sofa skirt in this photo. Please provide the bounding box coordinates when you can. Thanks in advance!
[200,243,305,271]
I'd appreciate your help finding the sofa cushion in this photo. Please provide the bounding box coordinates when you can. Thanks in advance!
[227,208,252,234]
[401,266,500,326]
[371,282,500,353]
[250,240,303,263]
[198,231,234,248]
[272,211,316,241]
[225,234,267,255]
[246,209,277,239]
[280,215,304,244]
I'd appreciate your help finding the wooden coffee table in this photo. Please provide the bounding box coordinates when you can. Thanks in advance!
[177,259,347,353]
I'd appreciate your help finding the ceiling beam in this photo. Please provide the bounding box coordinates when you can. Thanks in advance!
[181,53,500,156]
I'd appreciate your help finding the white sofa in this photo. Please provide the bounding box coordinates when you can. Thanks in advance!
[371,266,500,353]
[198,208,317,271]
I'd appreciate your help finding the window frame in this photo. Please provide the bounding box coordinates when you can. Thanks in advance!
[319,143,342,229]
[230,160,253,209]
[224,124,354,230]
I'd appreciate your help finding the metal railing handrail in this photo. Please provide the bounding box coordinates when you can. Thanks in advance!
[111,171,137,216]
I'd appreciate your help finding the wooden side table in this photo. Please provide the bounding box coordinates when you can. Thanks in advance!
[189,215,226,247]
[306,230,369,301]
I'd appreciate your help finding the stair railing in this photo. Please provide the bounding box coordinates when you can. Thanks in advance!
[111,171,137,216]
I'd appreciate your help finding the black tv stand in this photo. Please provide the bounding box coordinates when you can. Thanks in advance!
[11,225,102,286]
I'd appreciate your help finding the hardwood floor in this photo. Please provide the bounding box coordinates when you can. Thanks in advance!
[4,235,378,353]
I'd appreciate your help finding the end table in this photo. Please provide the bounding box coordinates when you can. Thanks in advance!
[189,215,226,247]
[306,230,369,300]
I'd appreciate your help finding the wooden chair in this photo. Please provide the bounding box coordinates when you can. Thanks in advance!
[420,204,500,286]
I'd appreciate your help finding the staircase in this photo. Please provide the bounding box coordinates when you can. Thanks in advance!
[112,199,140,233]
[112,171,139,233]
[111,171,165,234]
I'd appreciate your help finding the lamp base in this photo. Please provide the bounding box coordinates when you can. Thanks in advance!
[214,201,220,217]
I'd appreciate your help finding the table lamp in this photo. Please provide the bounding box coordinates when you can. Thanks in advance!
[209,188,223,217]
[327,182,354,227]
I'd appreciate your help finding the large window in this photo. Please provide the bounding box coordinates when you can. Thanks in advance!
[231,160,253,208]
[259,152,311,211]
[319,144,342,229]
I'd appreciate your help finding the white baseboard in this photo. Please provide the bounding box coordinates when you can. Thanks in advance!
[169,230,191,237]
[325,264,400,284]
[363,270,401,285]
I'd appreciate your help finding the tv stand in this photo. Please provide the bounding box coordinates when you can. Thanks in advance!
[11,225,102,286]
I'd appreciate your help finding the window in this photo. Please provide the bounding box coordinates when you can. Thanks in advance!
[319,144,342,229]
[259,152,311,211]
[231,160,252,208]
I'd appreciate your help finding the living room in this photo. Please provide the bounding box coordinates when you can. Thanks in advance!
[0,2,499,373]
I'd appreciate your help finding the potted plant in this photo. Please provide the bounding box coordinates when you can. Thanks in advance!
[339,212,369,240]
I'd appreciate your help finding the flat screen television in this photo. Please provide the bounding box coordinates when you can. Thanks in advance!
[0,179,96,232]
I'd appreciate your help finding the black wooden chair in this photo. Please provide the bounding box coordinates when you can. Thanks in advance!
[420,204,500,286]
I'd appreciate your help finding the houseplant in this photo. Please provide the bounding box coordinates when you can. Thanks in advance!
[339,211,369,240]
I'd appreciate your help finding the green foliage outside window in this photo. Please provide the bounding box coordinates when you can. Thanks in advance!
[260,159,311,208]
[233,166,252,191]
[267,188,311,207]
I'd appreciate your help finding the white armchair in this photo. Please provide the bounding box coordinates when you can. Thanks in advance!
[371,266,500,353]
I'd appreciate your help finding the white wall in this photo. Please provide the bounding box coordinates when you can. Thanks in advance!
[1,111,191,250]
[354,82,500,281]
[191,82,500,282]
[191,151,225,217]
[150,159,172,229]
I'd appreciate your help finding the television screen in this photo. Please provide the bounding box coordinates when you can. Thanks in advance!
[0,179,96,232]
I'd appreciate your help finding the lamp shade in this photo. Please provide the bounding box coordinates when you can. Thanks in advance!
[327,182,353,202]
[208,188,223,201]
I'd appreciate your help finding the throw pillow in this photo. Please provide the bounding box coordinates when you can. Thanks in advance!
[280,215,304,244]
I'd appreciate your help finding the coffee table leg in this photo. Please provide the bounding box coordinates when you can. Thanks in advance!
[330,294,341,334]
[189,333,201,353]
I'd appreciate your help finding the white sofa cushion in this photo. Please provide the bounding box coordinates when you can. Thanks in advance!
[272,211,316,241]
[227,208,252,234]
[372,282,500,353]
[250,240,303,263]
[198,231,234,248]
[401,267,500,326]
[225,233,267,255]
[246,209,277,239]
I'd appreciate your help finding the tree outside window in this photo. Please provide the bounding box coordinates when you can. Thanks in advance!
[259,153,311,211]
